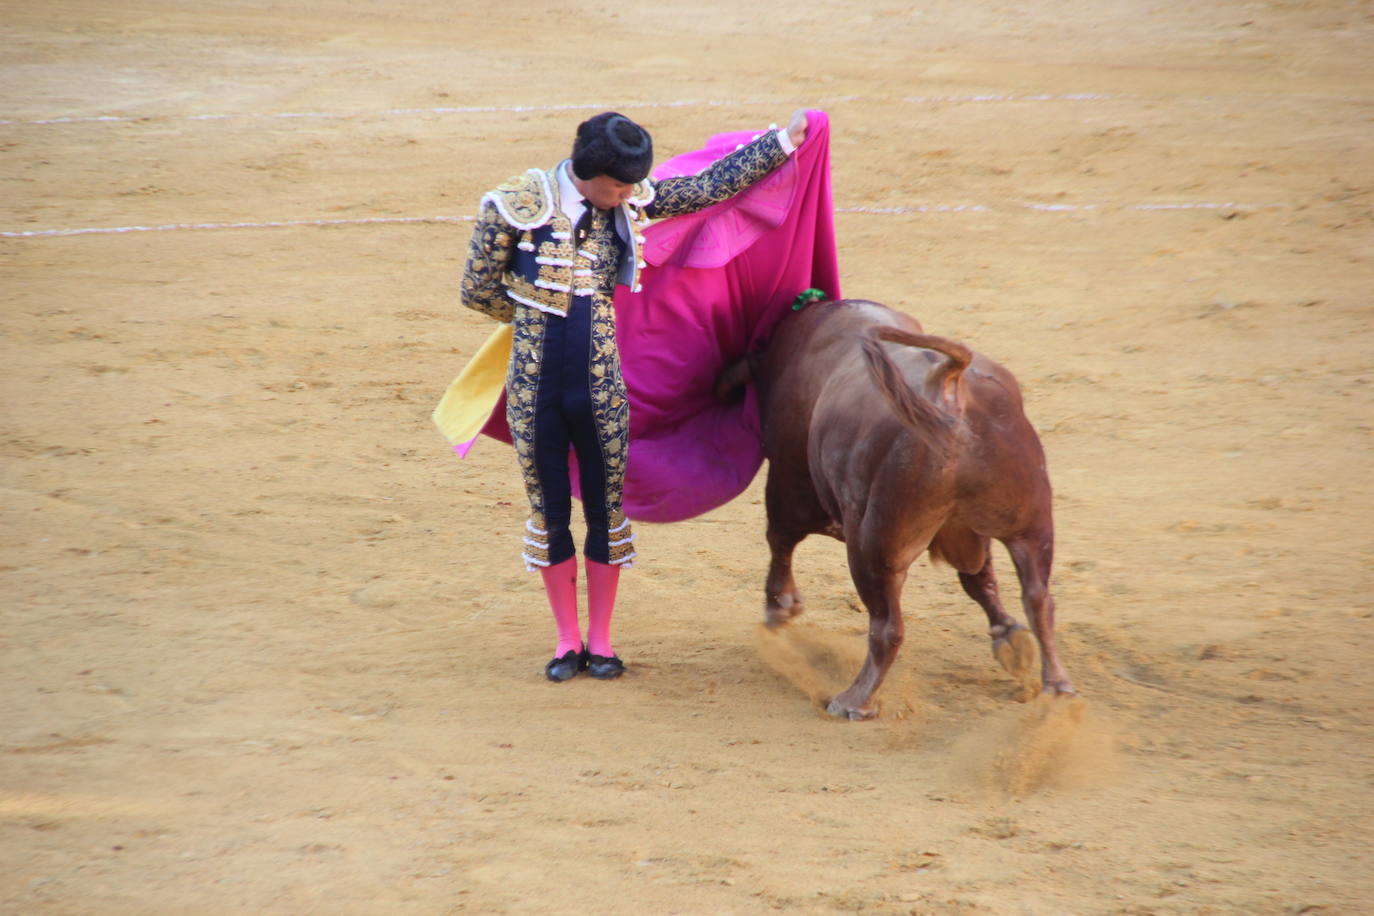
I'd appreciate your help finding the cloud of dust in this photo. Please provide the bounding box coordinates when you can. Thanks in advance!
[945,695,1122,798]
[753,622,867,709]
[752,624,1119,793]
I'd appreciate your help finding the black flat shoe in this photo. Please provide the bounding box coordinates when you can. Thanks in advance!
[545,646,587,683]
[586,652,625,680]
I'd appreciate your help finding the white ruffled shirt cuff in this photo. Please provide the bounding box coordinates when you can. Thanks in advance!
[775,126,797,155]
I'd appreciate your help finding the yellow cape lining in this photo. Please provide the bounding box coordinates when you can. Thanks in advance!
[431,323,513,448]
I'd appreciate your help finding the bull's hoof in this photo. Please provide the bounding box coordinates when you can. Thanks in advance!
[825,696,878,721]
[992,624,1041,700]
[991,624,1037,677]
[765,593,805,628]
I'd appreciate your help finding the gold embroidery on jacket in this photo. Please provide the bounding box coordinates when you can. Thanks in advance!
[460,202,518,323]
[482,169,554,229]
[505,274,570,317]
[648,131,788,218]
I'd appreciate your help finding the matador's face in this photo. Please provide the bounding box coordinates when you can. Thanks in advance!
[575,174,638,211]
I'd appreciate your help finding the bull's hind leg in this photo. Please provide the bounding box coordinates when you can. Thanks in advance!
[968,564,1040,699]
[827,544,907,720]
[1005,530,1076,696]
[930,524,1037,690]
[934,521,1038,694]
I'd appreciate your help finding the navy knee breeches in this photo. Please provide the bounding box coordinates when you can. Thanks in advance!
[529,294,613,566]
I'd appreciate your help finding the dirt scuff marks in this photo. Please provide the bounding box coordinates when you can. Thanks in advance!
[753,622,866,712]
[948,695,1121,797]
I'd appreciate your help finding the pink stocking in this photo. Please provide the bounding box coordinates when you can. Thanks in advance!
[539,558,582,656]
[585,559,621,657]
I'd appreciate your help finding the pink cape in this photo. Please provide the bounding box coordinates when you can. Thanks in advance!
[475,110,840,523]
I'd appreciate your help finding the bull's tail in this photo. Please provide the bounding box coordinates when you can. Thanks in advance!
[860,326,972,444]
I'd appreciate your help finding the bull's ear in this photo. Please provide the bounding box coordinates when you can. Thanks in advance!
[714,357,752,403]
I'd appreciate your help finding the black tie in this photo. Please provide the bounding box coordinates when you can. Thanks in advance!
[575,200,594,246]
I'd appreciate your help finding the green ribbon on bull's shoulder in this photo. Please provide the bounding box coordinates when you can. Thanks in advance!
[791,288,830,311]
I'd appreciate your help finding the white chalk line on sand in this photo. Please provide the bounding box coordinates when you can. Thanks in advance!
[0,216,471,238]
[840,201,1284,214]
[1,203,1286,239]
[0,94,1127,127]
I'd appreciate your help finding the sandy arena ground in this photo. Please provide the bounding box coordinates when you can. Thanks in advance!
[3,1,1372,913]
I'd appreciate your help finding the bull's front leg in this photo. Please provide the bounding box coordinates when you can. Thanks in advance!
[765,525,806,627]
[827,547,908,720]
[763,470,827,627]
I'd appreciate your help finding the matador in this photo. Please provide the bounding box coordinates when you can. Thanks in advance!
[460,110,809,682]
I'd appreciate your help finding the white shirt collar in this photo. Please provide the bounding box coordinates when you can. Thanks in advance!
[556,160,586,227]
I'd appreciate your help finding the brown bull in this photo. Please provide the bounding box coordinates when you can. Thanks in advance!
[719,298,1076,719]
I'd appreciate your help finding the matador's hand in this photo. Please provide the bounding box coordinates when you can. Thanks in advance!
[786,110,809,148]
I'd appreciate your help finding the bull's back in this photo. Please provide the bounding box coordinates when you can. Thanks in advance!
[760,299,922,429]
